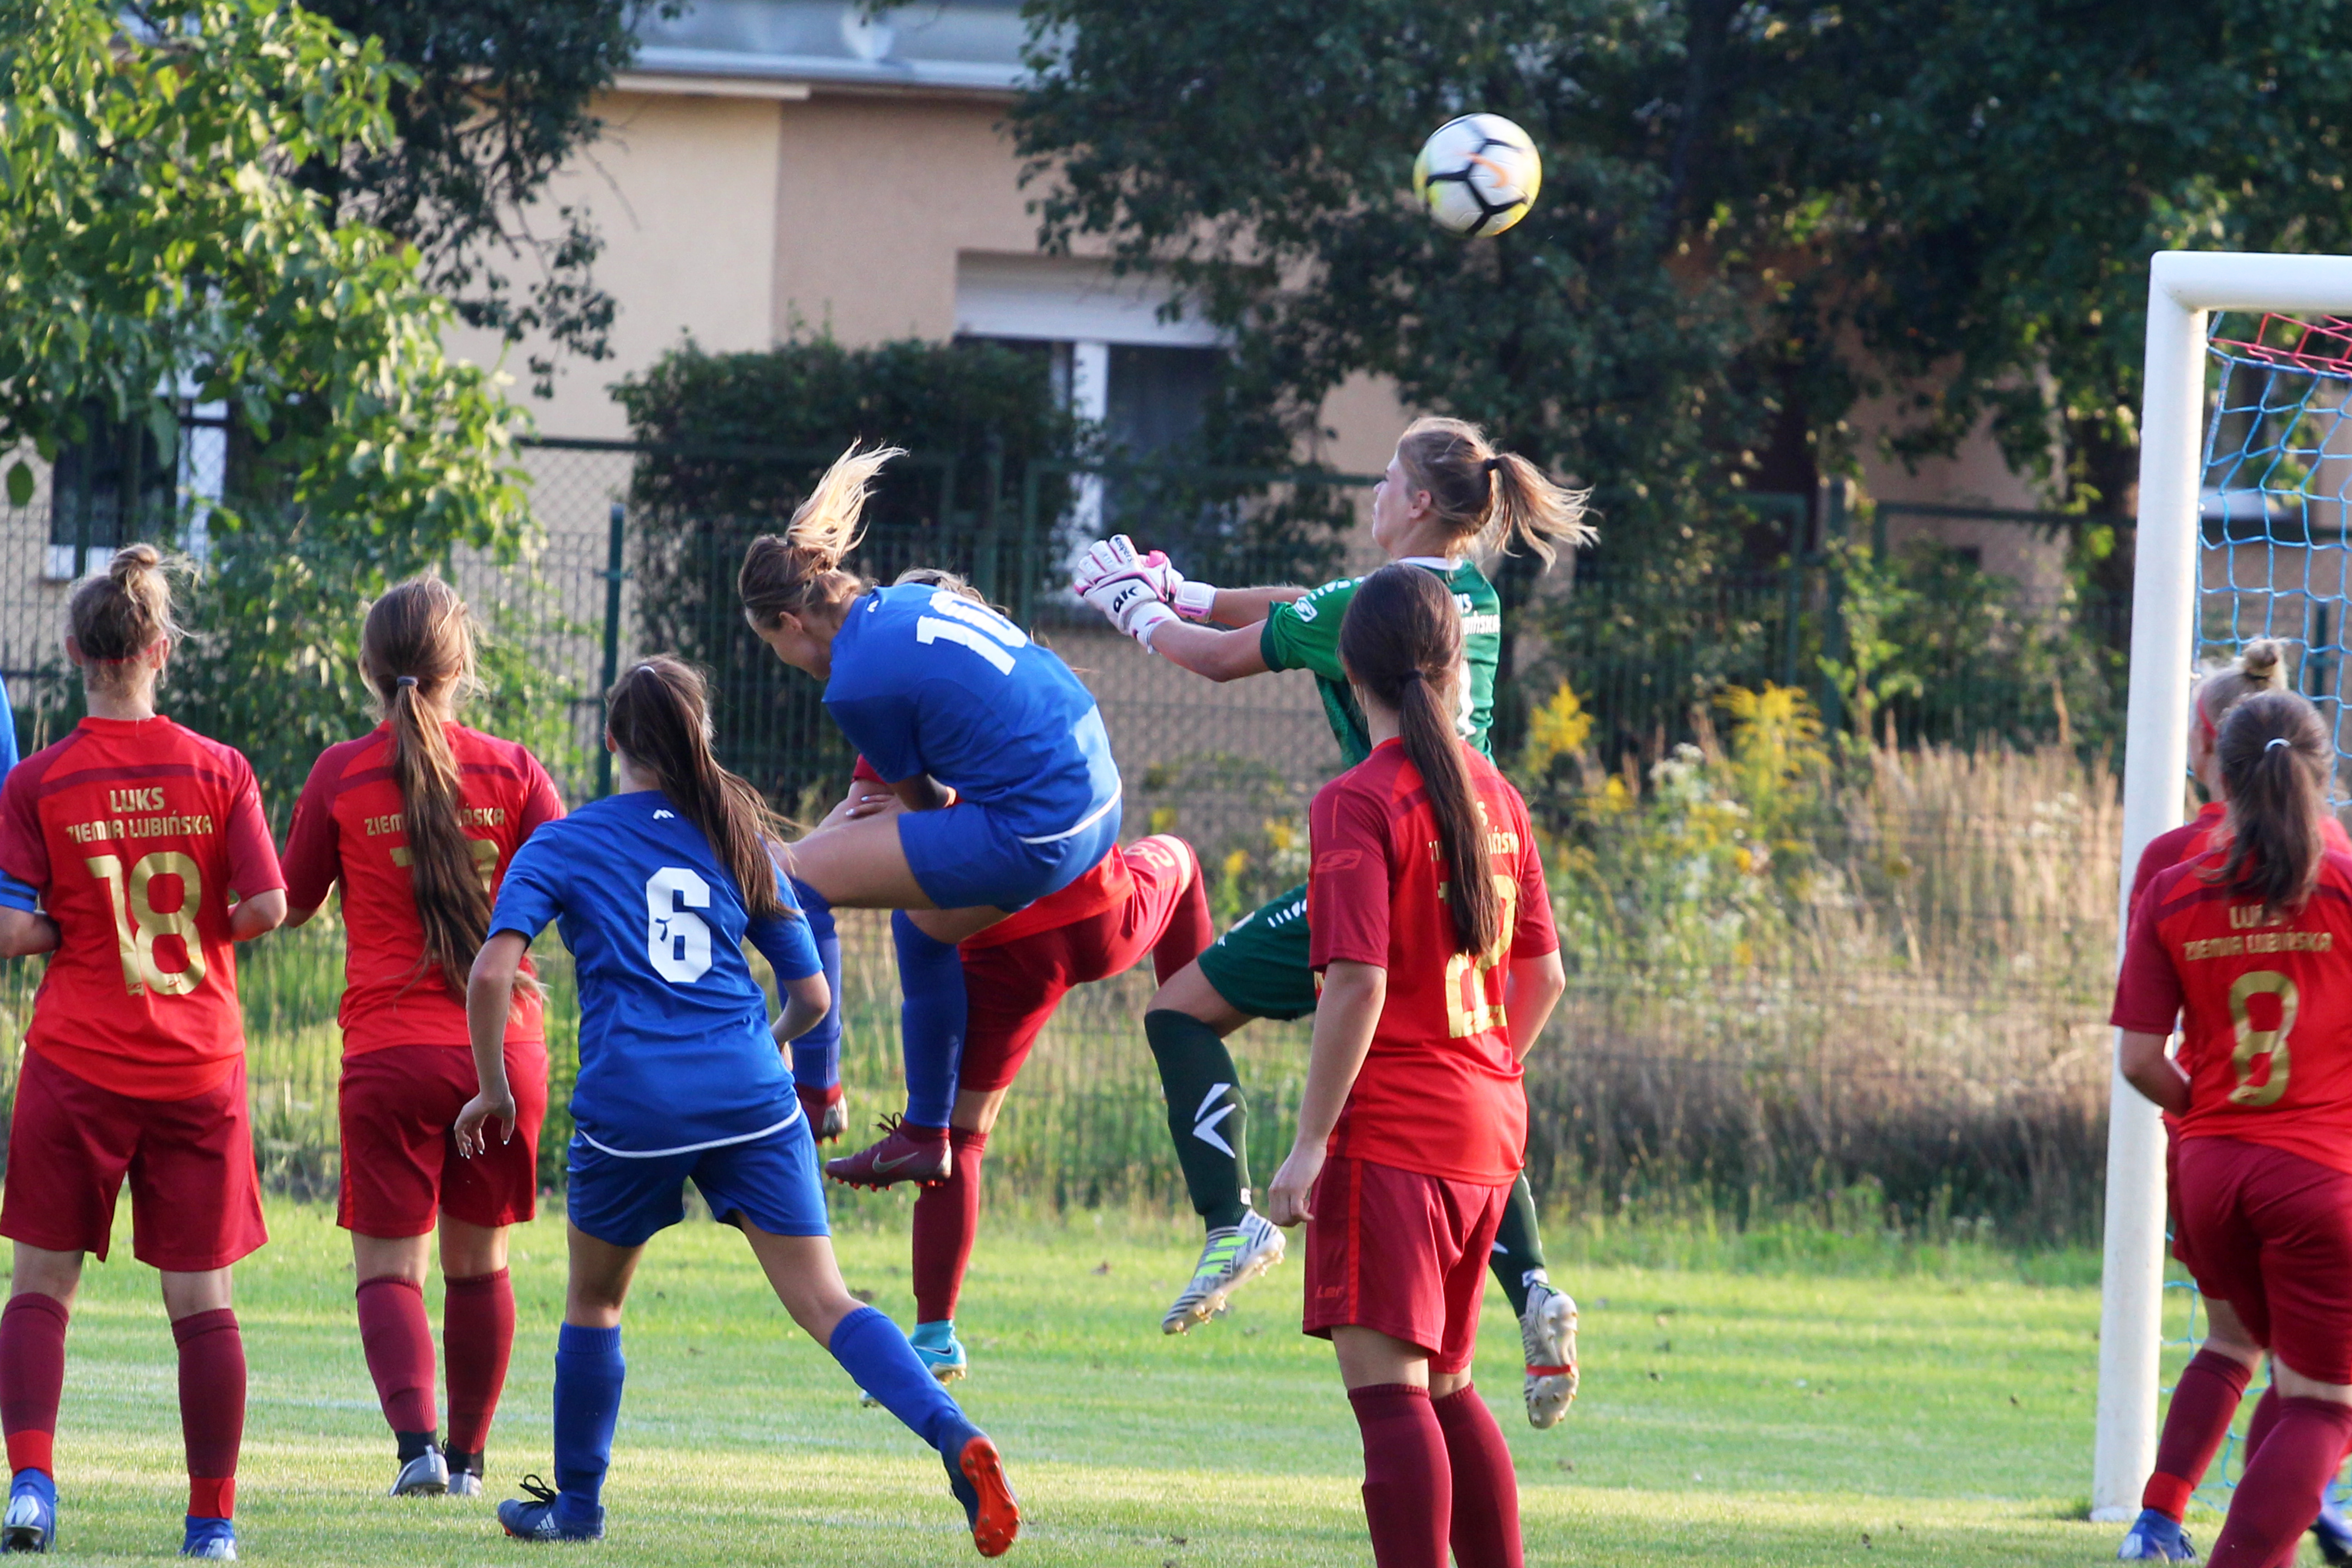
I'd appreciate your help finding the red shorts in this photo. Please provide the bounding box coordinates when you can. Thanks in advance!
[0,1049,267,1271]
[338,1042,547,1237]
[2176,1136,2352,1384]
[1302,1155,1509,1375]
[956,835,1210,1094]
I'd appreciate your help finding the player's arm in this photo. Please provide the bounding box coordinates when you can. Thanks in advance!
[1147,621,1274,683]
[774,971,830,1048]
[889,775,956,812]
[1204,585,1308,624]
[1265,959,1387,1227]
[2118,1029,2190,1116]
[1504,949,1566,1063]
[455,931,529,1156]
[229,888,286,942]
[0,909,56,958]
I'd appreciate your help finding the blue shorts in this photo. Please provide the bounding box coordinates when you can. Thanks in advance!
[566,1115,829,1250]
[897,794,1122,911]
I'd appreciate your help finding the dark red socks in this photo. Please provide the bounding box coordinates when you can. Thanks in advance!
[0,1294,69,1476]
[2211,1396,2352,1565]
[2143,1348,2256,1519]
[442,1269,514,1460]
[172,1308,244,1520]
[1431,1385,1523,1568]
[355,1276,437,1439]
[1348,1384,1450,1568]
[912,1128,989,1325]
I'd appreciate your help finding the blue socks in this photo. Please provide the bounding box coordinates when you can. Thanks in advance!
[892,912,967,1130]
[828,1306,973,1455]
[552,1323,623,1524]
[789,877,843,1095]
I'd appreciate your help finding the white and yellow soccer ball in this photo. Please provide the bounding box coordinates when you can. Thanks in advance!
[1412,113,1542,237]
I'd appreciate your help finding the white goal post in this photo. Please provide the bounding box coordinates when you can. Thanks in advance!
[2093,250,2352,1520]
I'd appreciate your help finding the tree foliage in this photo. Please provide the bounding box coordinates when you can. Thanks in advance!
[0,0,534,813]
[296,0,662,393]
[1009,0,2352,745]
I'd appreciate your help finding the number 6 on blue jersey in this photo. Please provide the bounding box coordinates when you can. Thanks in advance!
[646,866,713,982]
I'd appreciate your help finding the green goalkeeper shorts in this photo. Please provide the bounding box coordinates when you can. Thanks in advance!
[1194,882,1319,1021]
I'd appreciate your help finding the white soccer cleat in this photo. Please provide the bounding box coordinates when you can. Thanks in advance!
[388,1446,449,1497]
[1521,1280,1579,1429]
[1161,1211,1285,1334]
[444,1470,483,1499]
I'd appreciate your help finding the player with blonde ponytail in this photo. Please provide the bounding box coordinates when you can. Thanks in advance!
[739,445,1127,1191]
[280,576,567,1499]
[1070,416,1589,1426]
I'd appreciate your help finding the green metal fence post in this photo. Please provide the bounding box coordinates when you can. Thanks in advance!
[596,500,626,798]
[975,433,1004,604]
[1820,479,1848,736]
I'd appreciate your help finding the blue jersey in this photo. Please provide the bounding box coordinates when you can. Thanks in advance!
[489,790,822,1156]
[824,583,1120,843]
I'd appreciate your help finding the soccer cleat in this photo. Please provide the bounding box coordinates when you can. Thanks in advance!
[389,1446,449,1497]
[1521,1280,1579,1429]
[2117,1508,2198,1562]
[2313,1497,2352,1567]
[1161,1210,1285,1334]
[911,1320,969,1384]
[497,1475,604,1543]
[3,1470,54,1553]
[180,1517,236,1560]
[945,1432,1019,1558]
[442,1444,483,1498]
[824,1114,951,1190]
[798,1082,848,1143]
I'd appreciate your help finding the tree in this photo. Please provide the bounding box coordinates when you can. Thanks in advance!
[1009,0,2352,748]
[295,0,666,395]
[0,0,534,809]
[1010,1,1758,753]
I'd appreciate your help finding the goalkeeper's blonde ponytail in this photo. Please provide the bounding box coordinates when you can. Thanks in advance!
[739,442,903,630]
[1395,416,1596,566]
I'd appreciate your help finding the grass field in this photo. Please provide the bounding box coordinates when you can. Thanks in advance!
[11,1196,2169,1567]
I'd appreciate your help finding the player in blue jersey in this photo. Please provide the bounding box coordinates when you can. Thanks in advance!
[453,657,1019,1558]
[739,447,1122,1186]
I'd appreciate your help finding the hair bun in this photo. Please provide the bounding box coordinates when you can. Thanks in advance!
[2242,639,2285,683]
[109,543,161,582]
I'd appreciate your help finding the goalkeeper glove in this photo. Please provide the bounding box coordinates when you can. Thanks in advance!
[1083,572,1178,649]
[1071,535,1218,619]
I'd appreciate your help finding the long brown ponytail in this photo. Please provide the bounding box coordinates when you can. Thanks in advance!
[606,656,791,920]
[363,577,490,996]
[1338,564,1501,958]
[2214,689,2334,919]
[1393,416,1596,565]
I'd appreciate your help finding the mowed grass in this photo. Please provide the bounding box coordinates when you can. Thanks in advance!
[21,1197,2135,1565]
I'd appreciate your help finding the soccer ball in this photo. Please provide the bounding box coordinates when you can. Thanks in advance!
[1412,113,1542,237]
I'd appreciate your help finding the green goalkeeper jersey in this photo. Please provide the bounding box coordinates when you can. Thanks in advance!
[1255,555,1502,767]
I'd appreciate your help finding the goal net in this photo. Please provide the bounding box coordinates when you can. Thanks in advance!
[2097,254,2352,1521]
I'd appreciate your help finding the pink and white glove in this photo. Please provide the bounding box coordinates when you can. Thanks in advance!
[1070,535,1218,619]
[1081,572,1178,649]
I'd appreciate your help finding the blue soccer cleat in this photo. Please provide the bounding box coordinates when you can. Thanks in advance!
[497,1475,604,1543]
[2117,1508,2197,1562]
[2,1470,54,1553]
[180,1516,236,1560]
[944,1431,1019,1558]
[2313,1496,2352,1567]
[911,1320,969,1384]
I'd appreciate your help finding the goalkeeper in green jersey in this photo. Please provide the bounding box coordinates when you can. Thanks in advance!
[1073,416,1592,1429]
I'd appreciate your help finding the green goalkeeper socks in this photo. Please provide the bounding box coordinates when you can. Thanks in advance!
[1145,1009,1251,1230]
[1490,1173,1549,1318]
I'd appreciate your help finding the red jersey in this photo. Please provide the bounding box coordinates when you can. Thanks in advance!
[2112,848,2352,1177]
[281,723,563,1054]
[2129,801,2352,912]
[0,716,283,1100]
[1307,740,1558,1184]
